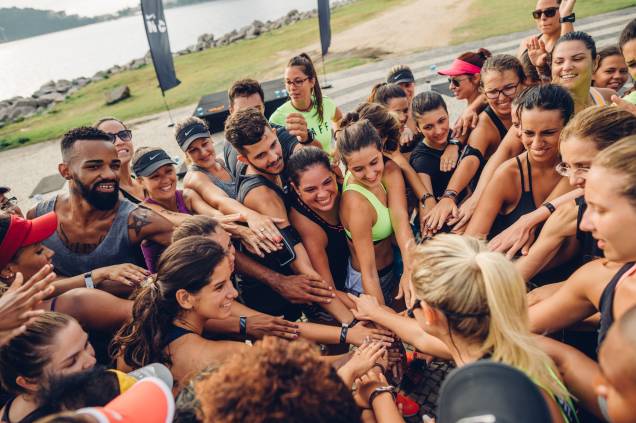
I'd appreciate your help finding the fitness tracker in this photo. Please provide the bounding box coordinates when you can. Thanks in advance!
[83,272,94,289]
[239,316,247,337]
[560,13,575,23]
[543,202,556,214]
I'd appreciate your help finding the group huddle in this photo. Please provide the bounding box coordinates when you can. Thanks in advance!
[2,1,636,422]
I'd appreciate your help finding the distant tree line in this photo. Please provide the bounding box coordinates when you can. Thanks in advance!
[0,0,217,43]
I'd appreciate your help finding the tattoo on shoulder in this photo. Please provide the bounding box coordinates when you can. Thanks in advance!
[128,208,153,237]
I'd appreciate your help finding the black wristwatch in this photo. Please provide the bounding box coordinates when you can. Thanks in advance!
[299,130,314,145]
[442,190,458,202]
[448,139,462,147]
[420,193,435,204]
[560,13,575,23]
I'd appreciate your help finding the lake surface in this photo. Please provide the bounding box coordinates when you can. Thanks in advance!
[0,0,327,99]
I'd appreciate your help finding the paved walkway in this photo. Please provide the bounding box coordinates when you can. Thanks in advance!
[3,7,635,210]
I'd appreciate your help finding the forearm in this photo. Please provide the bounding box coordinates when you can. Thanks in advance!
[372,394,405,423]
[447,157,479,194]
[296,321,344,344]
[235,251,281,290]
[515,232,566,281]
[399,162,428,199]
[204,316,241,335]
[361,269,385,305]
[320,298,355,323]
[50,276,87,297]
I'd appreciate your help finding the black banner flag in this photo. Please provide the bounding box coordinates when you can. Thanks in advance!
[317,0,331,56]
[140,0,180,92]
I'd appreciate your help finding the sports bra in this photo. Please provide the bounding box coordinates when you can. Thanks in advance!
[343,172,393,243]
[598,262,636,346]
[489,155,536,239]
[163,324,195,348]
[484,105,509,140]
[589,87,608,106]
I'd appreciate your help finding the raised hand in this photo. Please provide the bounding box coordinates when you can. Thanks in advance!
[526,36,549,69]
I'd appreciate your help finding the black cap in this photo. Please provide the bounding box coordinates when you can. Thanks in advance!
[176,121,210,152]
[132,149,177,177]
[437,361,552,423]
[387,67,415,85]
[0,186,9,194]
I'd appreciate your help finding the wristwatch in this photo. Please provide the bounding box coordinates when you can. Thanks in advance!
[368,385,396,407]
[83,272,95,289]
[299,129,314,145]
[560,13,575,23]
[441,189,458,202]
[420,192,435,204]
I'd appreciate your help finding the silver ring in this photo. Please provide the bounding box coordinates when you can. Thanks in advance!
[259,227,266,232]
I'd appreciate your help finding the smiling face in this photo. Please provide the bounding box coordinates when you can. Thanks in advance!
[622,39,636,81]
[293,163,338,213]
[186,137,217,169]
[581,166,636,261]
[139,164,177,204]
[559,136,597,189]
[97,120,133,165]
[386,97,409,132]
[285,66,314,106]
[450,74,480,101]
[482,69,521,117]
[593,54,629,91]
[520,108,563,163]
[552,40,595,92]
[238,127,284,175]
[345,145,384,188]
[188,257,237,320]
[534,0,561,36]
[415,106,450,147]
[8,243,55,281]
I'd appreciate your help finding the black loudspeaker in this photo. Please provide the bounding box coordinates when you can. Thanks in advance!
[193,79,289,133]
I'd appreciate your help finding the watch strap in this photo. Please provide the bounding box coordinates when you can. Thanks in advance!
[83,272,94,289]
[239,316,247,337]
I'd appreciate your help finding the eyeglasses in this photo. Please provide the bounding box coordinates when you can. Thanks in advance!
[484,83,519,100]
[448,77,469,88]
[532,7,558,19]
[0,196,17,211]
[106,130,133,143]
[407,299,421,318]
[555,162,590,178]
[285,77,309,88]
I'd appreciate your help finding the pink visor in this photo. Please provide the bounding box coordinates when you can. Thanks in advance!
[438,59,482,76]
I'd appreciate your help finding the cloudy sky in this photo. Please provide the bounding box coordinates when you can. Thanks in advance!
[0,0,140,16]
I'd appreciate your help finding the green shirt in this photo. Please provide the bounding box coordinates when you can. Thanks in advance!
[269,96,337,153]
[624,91,636,105]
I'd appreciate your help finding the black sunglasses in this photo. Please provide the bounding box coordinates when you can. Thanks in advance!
[0,196,17,211]
[448,77,469,88]
[106,129,132,142]
[532,7,558,19]
[407,299,421,318]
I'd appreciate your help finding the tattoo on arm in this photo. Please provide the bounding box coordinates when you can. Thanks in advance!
[128,208,152,237]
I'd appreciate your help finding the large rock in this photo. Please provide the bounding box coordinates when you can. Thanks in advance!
[92,70,108,82]
[35,92,65,106]
[105,86,130,105]
[9,106,36,121]
[54,80,72,93]
[129,58,146,70]
[13,98,39,108]
[73,77,91,87]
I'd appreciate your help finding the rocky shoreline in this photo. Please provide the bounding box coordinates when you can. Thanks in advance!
[0,0,356,128]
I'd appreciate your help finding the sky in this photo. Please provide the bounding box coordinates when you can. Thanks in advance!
[0,0,140,16]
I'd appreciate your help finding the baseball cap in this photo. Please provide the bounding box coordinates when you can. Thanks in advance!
[438,59,483,76]
[437,361,552,423]
[176,121,210,152]
[387,67,415,85]
[132,149,177,177]
[0,186,9,194]
[0,212,57,268]
[77,377,174,423]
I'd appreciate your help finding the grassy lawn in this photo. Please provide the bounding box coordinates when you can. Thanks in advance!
[453,0,636,44]
[0,0,406,150]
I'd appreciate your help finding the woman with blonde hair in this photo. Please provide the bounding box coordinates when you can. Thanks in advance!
[350,234,576,422]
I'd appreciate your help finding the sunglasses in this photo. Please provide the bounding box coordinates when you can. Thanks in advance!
[106,129,133,143]
[407,299,421,318]
[532,7,558,19]
[0,196,17,211]
[448,77,469,88]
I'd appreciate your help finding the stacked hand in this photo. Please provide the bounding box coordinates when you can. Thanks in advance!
[245,314,299,339]
[338,340,388,387]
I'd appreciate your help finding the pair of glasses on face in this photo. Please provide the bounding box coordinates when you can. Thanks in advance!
[106,129,132,143]
[448,77,468,88]
[555,162,590,178]
[532,6,558,19]
[484,83,519,100]
[285,77,309,88]
[0,196,17,211]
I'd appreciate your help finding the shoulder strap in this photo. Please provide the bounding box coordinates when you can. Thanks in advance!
[484,106,508,139]
[526,154,533,194]
[515,156,525,192]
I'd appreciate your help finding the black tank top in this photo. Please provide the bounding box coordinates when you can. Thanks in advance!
[576,196,604,264]
[1,398,51,423]
[236,173,288,208]
[489,155,536,239]
[290,190,349,290]
[162,324,194,348]
[484,105,509,140]
[598,262,635,346]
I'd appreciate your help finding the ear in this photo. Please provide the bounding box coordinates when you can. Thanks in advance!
[58,163,71,180]
[237,153,248,164]
[593,55,600,73]
[175,288,195,310]
[0,264,16,282]
[16,376,38,393]
[290,181,300,196]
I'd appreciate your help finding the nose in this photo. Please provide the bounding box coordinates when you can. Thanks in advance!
[228,285,239,300]
[579,206,594,232]
[568,173,584,188]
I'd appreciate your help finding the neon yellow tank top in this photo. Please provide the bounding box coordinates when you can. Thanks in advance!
[343,171,393,242]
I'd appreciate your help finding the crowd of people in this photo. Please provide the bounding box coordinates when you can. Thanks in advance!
[2,1,636,422]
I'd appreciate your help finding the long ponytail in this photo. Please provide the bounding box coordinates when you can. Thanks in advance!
[287,53,324,123]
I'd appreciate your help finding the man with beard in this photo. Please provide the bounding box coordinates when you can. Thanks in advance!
[225,108,353,323]
[28,127,174,277]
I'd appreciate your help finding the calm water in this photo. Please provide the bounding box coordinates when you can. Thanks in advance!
[0,0,326,99]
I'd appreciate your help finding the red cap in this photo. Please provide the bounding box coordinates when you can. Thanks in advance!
[437,59,483,76]
[0,212,57,269]
[77,377,174,423]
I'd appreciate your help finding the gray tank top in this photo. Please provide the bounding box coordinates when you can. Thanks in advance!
[34,197,144,276]
[189,160,237,199]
